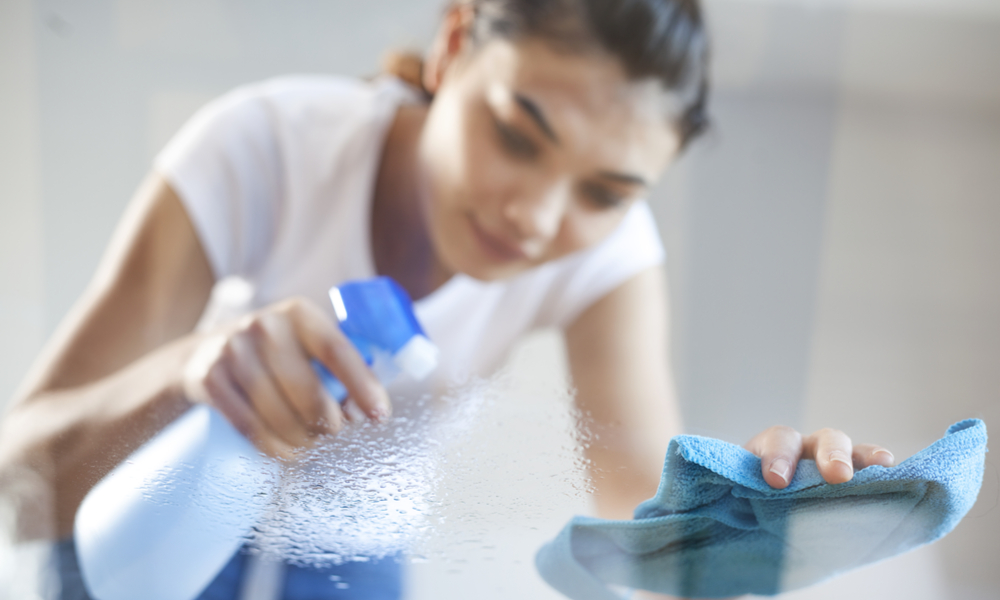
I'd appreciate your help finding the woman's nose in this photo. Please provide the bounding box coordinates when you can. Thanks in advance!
[501,180,570,242]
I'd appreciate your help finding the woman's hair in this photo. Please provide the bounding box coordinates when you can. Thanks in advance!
[386,0,710,148]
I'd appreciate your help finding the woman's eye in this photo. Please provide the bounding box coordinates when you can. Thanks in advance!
[580,182,626,210]
[493,118,539,159]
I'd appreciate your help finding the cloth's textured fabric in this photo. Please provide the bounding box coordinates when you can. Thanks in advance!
[154,74,665,385]
[537,419,988,599]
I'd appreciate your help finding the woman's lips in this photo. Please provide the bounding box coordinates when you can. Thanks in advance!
[466,214,530,262]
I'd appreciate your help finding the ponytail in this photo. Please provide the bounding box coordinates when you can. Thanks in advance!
[381,50,428,96]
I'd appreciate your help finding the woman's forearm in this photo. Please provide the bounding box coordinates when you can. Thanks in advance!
[0,335,199,539]
[0,175,215,539]
[586,439,668,520]
[565,266,681,520]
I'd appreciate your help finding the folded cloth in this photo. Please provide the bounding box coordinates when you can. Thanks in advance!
[536,419,987,599]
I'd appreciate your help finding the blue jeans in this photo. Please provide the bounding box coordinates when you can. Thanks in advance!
[57,539,403,600]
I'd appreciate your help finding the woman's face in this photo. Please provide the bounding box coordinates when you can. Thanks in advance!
[418,35,681,282]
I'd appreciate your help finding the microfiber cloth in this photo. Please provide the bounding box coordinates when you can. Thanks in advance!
[536,419,988,599]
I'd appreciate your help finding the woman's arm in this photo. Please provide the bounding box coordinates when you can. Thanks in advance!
[0,174,213,537]
[0,173,390,539]
[566,265,895,600]
[565,264,898,523]
[565,264,680,520]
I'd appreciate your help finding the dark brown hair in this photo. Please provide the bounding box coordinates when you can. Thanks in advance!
[386,0,710,148]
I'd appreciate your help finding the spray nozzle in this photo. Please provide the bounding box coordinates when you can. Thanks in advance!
[311,277,439,402]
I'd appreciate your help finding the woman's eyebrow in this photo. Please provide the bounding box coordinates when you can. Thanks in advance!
[511,92,648,187]
[597,170,649,188]
[514,93,559,144]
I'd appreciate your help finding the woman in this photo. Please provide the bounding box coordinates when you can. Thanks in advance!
[0,0,894,597]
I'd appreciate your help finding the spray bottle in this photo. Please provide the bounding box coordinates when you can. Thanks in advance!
[74,277,438,600]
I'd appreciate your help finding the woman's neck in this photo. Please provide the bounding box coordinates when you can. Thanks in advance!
[371,103,453,302]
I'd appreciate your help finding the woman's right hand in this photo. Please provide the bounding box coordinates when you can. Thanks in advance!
[182,297,392,458]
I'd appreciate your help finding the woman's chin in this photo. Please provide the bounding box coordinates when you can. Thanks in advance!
[446,252,530,283]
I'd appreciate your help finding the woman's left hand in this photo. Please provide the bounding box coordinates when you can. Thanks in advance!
[745,426,895,489]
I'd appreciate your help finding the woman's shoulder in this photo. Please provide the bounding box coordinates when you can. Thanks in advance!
[162,74,410,181]
[163,75,381,155]
[488,202,666,330]
[213,74,388,122]
[245,74,378,101]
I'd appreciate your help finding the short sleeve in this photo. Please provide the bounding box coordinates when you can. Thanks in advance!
[154,85,284,280]
[533,201,666,329]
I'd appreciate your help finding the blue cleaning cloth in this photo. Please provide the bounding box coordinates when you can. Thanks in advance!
[536,419,988,599]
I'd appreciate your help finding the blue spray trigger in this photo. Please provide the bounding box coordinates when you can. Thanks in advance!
[334,277,426,354]
[310,277,437,404]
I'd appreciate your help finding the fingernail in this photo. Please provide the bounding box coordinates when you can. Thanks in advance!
[273,442,295,462]
[769,458,791,484]
[343,401,365,424]
[373,405,391,422]
[829,450,852,467]
[871,449,895,465]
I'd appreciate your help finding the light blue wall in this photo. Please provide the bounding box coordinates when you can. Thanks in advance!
[32,0,442,330]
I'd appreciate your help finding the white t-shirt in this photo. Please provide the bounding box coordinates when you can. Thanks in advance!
[155,75,665,389]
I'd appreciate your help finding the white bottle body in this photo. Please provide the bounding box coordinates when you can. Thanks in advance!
[75,404,278,600]
[74,279,439,600]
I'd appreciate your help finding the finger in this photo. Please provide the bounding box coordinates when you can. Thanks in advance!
[225,331,314,449]
[201,359,295,459]
[285,299,392,421]
[802,428,854,484]
[251,313,343,436]
[340,397,368,424]
[852,443,895,469]
[746,425,802,489]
